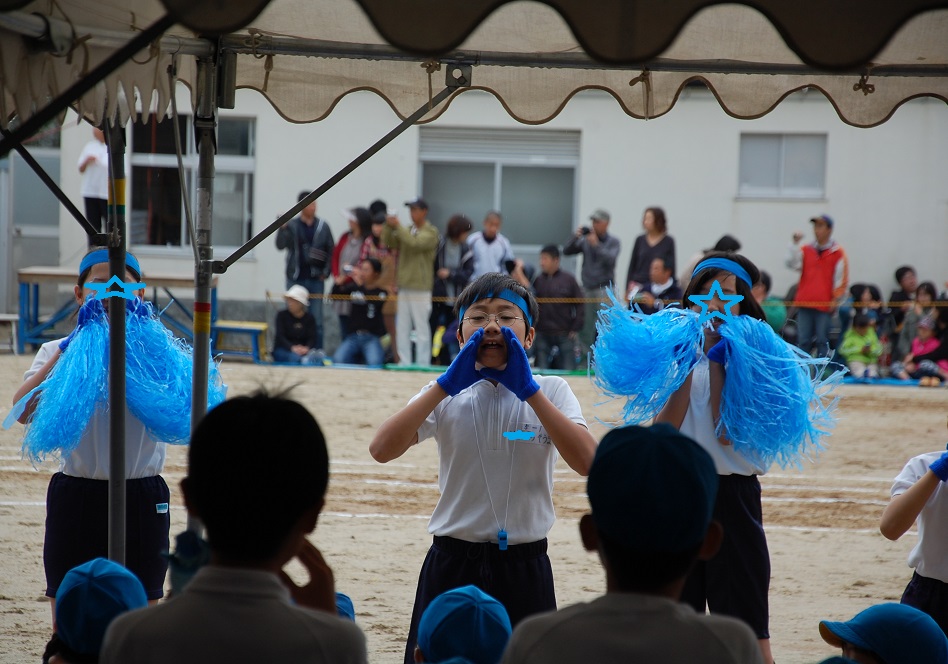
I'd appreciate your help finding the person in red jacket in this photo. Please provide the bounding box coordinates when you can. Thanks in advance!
[786,214,849,358]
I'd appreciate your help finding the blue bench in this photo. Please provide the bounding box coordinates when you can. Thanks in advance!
[210,320,268,362]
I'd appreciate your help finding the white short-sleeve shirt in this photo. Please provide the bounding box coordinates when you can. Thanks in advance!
[679,355,768,476]
[892,451,948,583]
[77,139,110,199]
[24,340,166,480]
[413,375,586,545]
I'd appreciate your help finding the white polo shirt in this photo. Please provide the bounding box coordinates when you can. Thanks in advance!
[412,375,586,545]
[25,340,166,480]
[77,139,109,199]
[892,451,948,583]
[679,355,767,476]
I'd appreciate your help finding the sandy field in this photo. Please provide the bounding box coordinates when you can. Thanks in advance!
[1,352,946,663]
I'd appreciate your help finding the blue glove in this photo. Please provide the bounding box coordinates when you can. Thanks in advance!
[59,297,105,352]
[436,328,484,396]
[706,339,728,365]
[480,327,540,401]
[930,450,948,482]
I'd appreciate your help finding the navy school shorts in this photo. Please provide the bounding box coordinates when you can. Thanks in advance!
[44,472,171,600]
[680,473,770,639]
[902,571,948,637]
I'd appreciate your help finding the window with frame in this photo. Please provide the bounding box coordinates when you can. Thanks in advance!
[129,116,255,249]
[738,133,827,199]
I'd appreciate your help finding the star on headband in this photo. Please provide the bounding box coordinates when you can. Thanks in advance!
[86,275,147,301]
[687,280,743,324]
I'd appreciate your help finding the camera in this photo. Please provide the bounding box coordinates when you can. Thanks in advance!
[580,226,591,235]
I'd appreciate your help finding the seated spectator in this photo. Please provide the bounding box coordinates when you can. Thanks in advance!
[818,603,947,664]
[43,558,147,664]
[415,585,512,664]
[679,234,741,292]
[752,270,788,334]
[895,281,939,361]
[912,307,948,383]
[101,391,367,664]
[839,314,883,378]
[891,316,947,386]
[889,265,919,329]
[850,283,887,326]
[273,285,322,364]
[530,245,584,371]
[631,257,682,315]
[501,424,764,664]
[332,258,388,367]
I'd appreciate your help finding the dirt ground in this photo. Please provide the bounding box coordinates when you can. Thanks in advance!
[1,353,946,663]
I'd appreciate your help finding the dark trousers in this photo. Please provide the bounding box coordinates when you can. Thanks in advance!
[84,197,108,240]
[902,571,948,636]
[403,536,555,664]
[681,474,770,639]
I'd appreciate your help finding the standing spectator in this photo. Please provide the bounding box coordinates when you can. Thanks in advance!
[363,200,400,363]
[468,210,515,279]
[383,198,440,366]
[77,127,109,240]
[532,245,584,371]
[752,270,788,334]
[432,214,475,363]
[839,313,883,378]
[331,207,372,339]
[333,259,388,367]
[100,392,367,663]
[563,209,621,365]
[275,192,335,351]
[272,285,321,365]
[631,257,683,315]
[890,265,920,329]
[679,234,741,292]
[786,214,849,358]
[625,207,676,295]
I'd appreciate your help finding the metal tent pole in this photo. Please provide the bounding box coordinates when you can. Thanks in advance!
[188,55,218,532]
[103,121,128,564]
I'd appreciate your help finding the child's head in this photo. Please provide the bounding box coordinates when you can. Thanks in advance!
[283,284,310,316]
[454,273,538,368]
[581,424,720,593]
[75,248,143,304]
[819,603,947,664]
[683,251,765,325]
[539,244,560,275]
[54,558,147,659]
[415,585,512,664]
[183,390,329,565]
[917,281,937,305]
[360,258,382,283]
[852,313,872,332]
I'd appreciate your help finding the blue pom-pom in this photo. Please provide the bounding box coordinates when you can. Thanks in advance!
[592,290,703,424]
[22,316,109,464]
[125,300,226,444]
[717,316,843,469]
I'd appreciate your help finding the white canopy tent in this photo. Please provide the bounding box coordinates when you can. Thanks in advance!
[1,0,947,560]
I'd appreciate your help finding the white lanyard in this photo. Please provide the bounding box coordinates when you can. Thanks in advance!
[471,392,522,550]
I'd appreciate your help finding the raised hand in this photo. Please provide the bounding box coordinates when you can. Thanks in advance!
[278,539,336,613]
[706,338,728,365]
[480,327,540,401]
[436,328,485,396]
[59,297,105,352]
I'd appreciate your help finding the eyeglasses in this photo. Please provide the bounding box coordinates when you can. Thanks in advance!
[462,313,525,328]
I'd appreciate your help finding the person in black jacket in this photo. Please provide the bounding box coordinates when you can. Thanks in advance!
[272,285,321,364]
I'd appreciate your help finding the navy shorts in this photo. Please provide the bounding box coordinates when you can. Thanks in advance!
[403,536,555,664]
[902,571,948,636]
[680,473,770,639]
[44,473,171,600]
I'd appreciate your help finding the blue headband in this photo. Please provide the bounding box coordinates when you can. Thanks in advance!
[459,288,533,326]
[79,250,141,278]
[692,258,753,288]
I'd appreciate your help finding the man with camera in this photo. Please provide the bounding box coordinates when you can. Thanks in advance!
[563,209,622,366]
[276,191,335,351]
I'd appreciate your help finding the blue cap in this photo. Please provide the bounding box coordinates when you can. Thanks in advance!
[335,592,356,621]
[819,603,948,664]
[811,214,834,228]
[55,558,148,655]
[417,585,511,664]
[587,424,719,553]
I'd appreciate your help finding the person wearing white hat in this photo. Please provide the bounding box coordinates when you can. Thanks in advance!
[272,285,322,364]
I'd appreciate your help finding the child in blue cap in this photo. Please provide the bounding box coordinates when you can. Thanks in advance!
[818,603,948,664]
[370,272,597,664]
[415,585,511,664]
